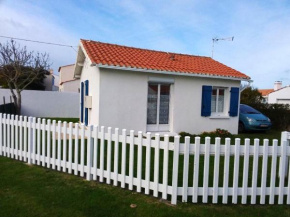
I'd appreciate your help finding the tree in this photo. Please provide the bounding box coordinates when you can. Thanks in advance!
[0,65,49,91]
[240,86,264,105]
[0,40,50,114]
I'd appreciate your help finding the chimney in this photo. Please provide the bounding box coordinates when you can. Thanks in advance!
[274,81,282,91]
[49,69,54,75]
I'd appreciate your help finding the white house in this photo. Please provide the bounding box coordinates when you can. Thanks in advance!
[59,64,80,93]
[73,39,250,134]
[259,81,290,104]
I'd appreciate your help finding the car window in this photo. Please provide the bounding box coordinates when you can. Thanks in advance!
[240,105,260,114]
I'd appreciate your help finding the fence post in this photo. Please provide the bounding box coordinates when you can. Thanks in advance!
[279,131,289,178]
[171,135,180,205]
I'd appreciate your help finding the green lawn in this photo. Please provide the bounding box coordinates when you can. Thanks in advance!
[1,157,290,217]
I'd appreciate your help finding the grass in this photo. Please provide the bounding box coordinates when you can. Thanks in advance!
[1,157,290,217]
[40,117,79,123]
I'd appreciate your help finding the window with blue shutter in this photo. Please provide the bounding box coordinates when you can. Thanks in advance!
[80,82,84,123]
[201,85,212,116]
[229,87,239,117]
[85,80,89,126]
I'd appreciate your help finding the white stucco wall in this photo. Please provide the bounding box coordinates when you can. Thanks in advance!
[268,86,290,104]
[88,67,241,134]
[79,58,100,125]
[0,89,79,118]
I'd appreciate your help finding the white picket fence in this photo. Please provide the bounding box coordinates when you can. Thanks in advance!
[0,113,290,205]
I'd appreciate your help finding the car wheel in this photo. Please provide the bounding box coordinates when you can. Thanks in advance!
[238,122,245,133]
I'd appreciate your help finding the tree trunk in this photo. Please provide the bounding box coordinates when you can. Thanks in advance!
[16,91,21,115]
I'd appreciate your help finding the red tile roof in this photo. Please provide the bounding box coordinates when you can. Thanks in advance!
[80,39,250,79]
[259,89,274,96]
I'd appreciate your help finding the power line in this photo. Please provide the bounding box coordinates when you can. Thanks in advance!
[0,35,78,51]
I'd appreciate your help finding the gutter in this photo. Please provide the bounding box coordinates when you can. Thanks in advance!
[94,63,251,82]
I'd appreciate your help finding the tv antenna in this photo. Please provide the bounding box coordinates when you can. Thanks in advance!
[211,36,234,58]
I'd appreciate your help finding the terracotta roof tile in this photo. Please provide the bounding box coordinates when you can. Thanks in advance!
[259,89,274,96]
[80,39,250,79]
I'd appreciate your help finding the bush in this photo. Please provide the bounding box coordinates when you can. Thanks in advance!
[179,128,233,139]
[247,103,290,131]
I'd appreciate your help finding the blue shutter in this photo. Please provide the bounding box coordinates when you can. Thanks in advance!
[201,85,212,117]
[229,87,239,117]
[85,80,89,126]
[80,82,84,123]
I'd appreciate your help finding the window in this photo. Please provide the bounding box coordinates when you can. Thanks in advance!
[211,88,225,113]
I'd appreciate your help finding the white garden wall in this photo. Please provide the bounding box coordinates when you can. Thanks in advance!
[0,89,79,118]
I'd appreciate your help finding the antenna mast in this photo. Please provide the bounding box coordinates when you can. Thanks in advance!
[212,36,234,58]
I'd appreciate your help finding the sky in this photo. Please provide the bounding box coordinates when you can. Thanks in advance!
[0,0,289,89]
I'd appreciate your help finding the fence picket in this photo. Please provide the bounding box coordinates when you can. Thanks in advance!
[192,137,200,203]
[62,122,67,172]
[107,127,112,184]
[242,139,250,204]
[223,138,230,204]
[7,114,11,158]
[213,137,221,204]
[153,134,160,197]
[80,124,85,177]
[74,123,79,176]
[15,115,19,160]
[86,125,93,181]
[100,126,105,182]
[171,136,180,205]
[287,152,290,204]
[19,116,23,160]
[3,114,7,157]
[232,138,240,204]
[57,121,62,171]
[182,136,190,202]
[68,122,73,174]
[42,119,46,167]
[162,135,169,200]
[32,117,36,164]
[37,118,41,165]
[28,117,32,164]
[137,131,143,192]
[24,116,28,161]
[52,120,56,170]
[278,141,287,204]
[145,132,151,194]
[251,139,259,204]
[93,126,98,180]
[260,139,269,204]
[270,140,278,204]
[11,115,15,159]
[47,120,51,168]
[202,137,210,203]
[129,130,134,190]
[0,114,2,156]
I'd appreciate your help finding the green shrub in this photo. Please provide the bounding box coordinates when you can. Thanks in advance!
[179,128,233,139]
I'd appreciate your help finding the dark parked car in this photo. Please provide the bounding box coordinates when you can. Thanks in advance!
[239,104,272,132]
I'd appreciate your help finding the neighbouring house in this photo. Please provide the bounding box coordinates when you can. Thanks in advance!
[59,64,80,93]
[74,39,250,134]
[259,81,290,104]
[44,69,59,91]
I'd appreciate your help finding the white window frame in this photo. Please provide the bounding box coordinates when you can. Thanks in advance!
[211,87,226,115]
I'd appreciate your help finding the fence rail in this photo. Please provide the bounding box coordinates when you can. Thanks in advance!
[0,113,290,205]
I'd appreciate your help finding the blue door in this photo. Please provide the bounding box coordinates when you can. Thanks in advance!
[80,82,84,123]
